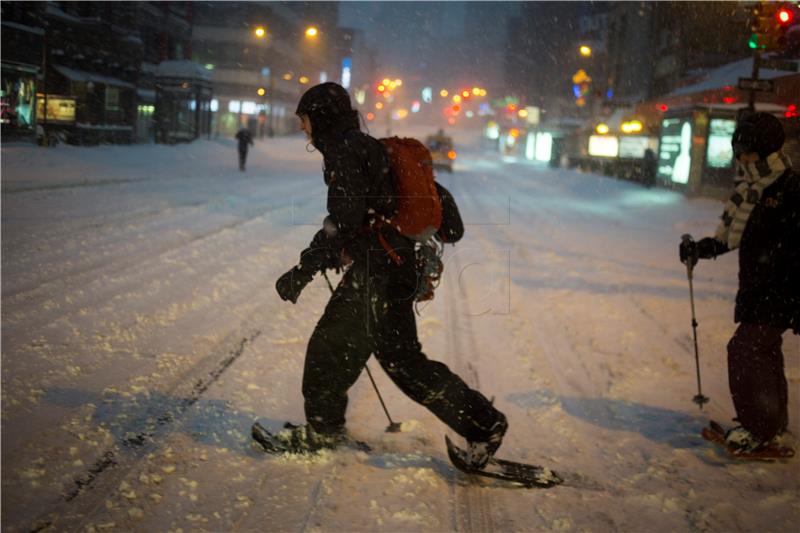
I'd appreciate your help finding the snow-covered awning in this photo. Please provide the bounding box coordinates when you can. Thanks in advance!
[670,56,799,97]
[1,21,46,36]
[53,65,135,89]
[155,60,212,82]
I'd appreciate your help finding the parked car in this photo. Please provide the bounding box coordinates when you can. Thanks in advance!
[425,129,456,173]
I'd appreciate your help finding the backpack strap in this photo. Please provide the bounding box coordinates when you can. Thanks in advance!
[372,217,404,266]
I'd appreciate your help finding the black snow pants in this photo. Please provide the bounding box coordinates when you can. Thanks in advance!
[727,323,789,442]
[302,237,505,442]
[238,147,248,170]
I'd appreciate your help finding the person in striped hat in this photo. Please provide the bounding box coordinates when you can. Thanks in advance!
[679,112,799,454]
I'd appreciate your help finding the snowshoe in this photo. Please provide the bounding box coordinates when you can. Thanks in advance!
[701,420,795,460]
[446,435,562,488]
[465,414,508,469]
[251,421,371,454]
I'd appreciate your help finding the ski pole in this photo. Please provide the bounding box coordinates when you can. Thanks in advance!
[322,271,402,433]
[681,234,710,410]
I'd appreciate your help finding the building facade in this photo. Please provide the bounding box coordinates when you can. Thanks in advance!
[191,1,347,139]
[0,1,212,145]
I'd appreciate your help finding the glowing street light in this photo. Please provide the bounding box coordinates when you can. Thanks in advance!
[283,73,293,81]
[621,120,643,133]
[257,87,266,96]
[452,94,462,104]
[596,123,609,134]
[298,75,310,84]
[440,89,449,97]
[254,26,267,39]
[472,87,481,96]
[579,45,592,57]
[305,26,319,38]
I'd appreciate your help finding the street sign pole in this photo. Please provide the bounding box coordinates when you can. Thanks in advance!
[748,49,761,112]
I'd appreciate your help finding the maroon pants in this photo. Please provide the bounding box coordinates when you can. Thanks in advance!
[727,323,789,442]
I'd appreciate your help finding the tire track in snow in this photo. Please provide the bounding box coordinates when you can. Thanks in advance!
[442,238,496,533]
[446,167,610,507]
[24,318,264,532]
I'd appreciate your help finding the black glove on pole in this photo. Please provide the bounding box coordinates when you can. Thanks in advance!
[321,271,402,433]
[275,266,314,304]
[680,234,710,409]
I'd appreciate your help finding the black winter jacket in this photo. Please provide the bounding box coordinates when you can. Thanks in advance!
[298,128,398,274]
[697,169,800,331]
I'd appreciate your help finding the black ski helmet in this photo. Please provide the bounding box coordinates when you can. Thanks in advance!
[296,82,353,118]
[732,112,785,160]
[295,82,359,151]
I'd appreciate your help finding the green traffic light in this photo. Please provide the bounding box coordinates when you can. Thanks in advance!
[748,33,758,49]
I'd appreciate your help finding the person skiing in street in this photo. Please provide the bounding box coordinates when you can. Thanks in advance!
[679,112,799,454]
[235,127,254,171]
[270,82,507,467]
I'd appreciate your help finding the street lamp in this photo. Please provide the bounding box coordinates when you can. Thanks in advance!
[305,26,319,38]
[254,26,266,39]
[579,45,592,57]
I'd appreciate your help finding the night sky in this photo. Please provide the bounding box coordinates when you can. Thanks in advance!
[339,1,521,89]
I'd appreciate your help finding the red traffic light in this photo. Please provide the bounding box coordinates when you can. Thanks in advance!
[777,7,793,25]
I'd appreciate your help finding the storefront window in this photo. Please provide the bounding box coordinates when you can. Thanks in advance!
[1,73,36,131]
[105,87,120,111]
[35,95,77,123]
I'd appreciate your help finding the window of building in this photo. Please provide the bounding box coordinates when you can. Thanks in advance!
[105,87,120,111]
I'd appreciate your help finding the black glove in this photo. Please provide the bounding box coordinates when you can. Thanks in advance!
[696,237,729,260]
[679,235,699,268]
[275,266,314,304]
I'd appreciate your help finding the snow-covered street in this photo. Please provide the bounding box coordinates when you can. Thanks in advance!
[2,129,798,532]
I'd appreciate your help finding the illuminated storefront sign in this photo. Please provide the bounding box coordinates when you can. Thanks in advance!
[658,118,692,184]
[525,132,535,160]
[706,118,736,168]
[588,135,619,157]
[535,132,552,161]
[341,58,352,90]
[35,95,76,123]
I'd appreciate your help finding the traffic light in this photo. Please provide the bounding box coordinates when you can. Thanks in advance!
[749,2,798,51]
[777,6,793,25]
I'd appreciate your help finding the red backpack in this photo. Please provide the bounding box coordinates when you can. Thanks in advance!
[380,137,443,242]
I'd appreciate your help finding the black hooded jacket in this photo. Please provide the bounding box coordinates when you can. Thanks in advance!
[295,83,396,270]
[697,168,800,331]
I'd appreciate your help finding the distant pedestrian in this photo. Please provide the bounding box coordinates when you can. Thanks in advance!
[642,148,657,188]
[679,112,799,455]
[235,128,254,171]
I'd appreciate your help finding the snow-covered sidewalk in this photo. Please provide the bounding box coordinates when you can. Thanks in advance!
[2,131,798,532]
